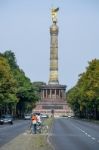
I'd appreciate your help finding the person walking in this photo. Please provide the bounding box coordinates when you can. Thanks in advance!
[36,113,42,125]
[31,114,38,134]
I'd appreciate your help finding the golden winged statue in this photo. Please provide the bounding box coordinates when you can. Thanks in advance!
[51,7,59,23]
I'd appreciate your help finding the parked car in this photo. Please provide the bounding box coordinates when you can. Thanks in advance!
[24,114,31,120]
[0,114,13,125]
[40,113,49,118]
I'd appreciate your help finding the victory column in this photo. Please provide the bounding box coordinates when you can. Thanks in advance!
[33,8,73,117]
[49,8,59,84]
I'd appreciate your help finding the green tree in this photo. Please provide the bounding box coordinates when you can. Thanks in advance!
[0,55,18,115]
[4,51,39,118]
[67,59,99,119]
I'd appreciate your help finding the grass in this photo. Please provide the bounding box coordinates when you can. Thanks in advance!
[30,117,54,150]
[30,134,52,150]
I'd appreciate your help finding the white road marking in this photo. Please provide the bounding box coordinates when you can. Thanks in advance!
[87,134,91,138]
[91,137,96,140]
[72,124,99,144]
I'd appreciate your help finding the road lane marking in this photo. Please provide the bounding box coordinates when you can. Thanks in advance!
[91,137,96,140]
[87,134,91,138]
[72,124,99,144]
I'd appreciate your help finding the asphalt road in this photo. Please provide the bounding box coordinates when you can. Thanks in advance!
[49,118,99,150]
[0,120,30,147]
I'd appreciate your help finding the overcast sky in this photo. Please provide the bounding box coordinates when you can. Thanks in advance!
[0,0,99,90]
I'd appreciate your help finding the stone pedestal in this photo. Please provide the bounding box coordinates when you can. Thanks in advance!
[33,84,73,117]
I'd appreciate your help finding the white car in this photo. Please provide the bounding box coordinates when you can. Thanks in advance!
[40,114,49,118]
[24,114,31,120]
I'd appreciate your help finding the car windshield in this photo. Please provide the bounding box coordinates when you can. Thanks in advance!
[1,115,12,118]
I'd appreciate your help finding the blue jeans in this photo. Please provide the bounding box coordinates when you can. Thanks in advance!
[32,123,37,134]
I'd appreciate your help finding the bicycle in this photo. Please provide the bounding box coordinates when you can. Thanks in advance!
[41,124,49,134]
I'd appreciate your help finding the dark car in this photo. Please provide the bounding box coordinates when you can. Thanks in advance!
[0,114,13,125]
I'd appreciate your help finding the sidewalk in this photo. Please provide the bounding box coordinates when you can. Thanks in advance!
[0,130,52,150]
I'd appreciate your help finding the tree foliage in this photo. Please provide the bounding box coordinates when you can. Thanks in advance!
[67,59,99,119]
[0,55,17,114]
[0,51,39,117]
